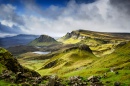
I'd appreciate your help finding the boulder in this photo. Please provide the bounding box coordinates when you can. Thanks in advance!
[88,76,100,83]
[68,76,87,86]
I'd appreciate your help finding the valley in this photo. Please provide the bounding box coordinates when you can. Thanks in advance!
[0,30,130,85]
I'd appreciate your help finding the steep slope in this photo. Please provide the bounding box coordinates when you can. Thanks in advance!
[29,35,59,46]
[36,44,97,76]
[0,34,39,48]
[58,30,130,56]
[62,42,130,85]
[0,48,41,85]
[17,38,130,85]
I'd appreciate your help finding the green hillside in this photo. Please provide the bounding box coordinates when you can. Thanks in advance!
[5,30,130,85]
[18,41,130,85]
[0,48,41,85]
[58,30,130,56]
[61,42,130,85]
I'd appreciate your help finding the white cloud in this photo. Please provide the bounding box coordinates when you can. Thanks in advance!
[0,0,130,37]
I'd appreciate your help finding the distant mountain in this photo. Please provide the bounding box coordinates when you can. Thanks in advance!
[28,34,59,46]
[0,34,39,48]
[58,29,130,42]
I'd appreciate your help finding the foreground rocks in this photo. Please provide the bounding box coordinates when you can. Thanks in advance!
[68,76,87,86]
[88,76,103,86]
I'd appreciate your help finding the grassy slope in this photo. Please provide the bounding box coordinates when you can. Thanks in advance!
[18,42,130,85]
[0,48,41,85]
[37,48,97,76]
[58,30,128,57]
[62,42,130,85]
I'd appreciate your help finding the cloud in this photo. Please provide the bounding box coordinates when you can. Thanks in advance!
[109,0,130,15]
[0,4,24,25]
[0,0,130,37]
[0,22,23,34]
[0,4,25,37]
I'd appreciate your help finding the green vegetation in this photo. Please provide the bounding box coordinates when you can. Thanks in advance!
[18,41,130,85]
[1,30,130,85]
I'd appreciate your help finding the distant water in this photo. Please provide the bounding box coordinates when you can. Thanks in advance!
[33,51,50,54]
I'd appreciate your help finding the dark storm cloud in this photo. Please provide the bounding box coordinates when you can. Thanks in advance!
[0,22,23,34]
[110,0,130,15]
[0,4,25,25]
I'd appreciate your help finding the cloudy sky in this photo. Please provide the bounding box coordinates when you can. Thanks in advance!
[0,0,130,37]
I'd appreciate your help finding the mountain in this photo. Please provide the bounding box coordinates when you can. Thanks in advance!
[58,30,130,56]
[28,34,59,46]
[0,34,39,48]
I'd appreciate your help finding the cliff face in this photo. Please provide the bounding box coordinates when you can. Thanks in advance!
[59,29,130,41]
[28,35,58,46]
[58,30,130,57]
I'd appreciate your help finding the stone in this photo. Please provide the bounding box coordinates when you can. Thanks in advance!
[114,82,120,86]
[88,76,100,83]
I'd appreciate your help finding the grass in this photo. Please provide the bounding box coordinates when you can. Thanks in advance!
[62,38,81,44]
[17,41,130,85]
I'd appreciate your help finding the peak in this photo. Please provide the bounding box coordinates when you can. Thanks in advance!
[41,34,49,37]
[28,34,58,46]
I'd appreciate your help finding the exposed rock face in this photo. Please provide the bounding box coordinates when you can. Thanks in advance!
[63,44,92,53]
[79,44,92,53]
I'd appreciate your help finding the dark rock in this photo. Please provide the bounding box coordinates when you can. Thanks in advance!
[43,60,57,69]
[114,82,120,86]
[115,71,119,75]
[79,44,92,53]
[68,76,87,86]
[21,82,30,86]
[47,75,64,86]
[88,76,100,83]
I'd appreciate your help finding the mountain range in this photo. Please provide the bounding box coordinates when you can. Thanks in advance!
[0,29,130,85]
[0,34,39,48]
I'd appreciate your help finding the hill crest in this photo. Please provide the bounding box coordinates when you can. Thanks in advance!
[29,34,58,46]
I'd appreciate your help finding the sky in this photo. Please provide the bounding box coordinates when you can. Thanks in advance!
[0,0,130,37]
